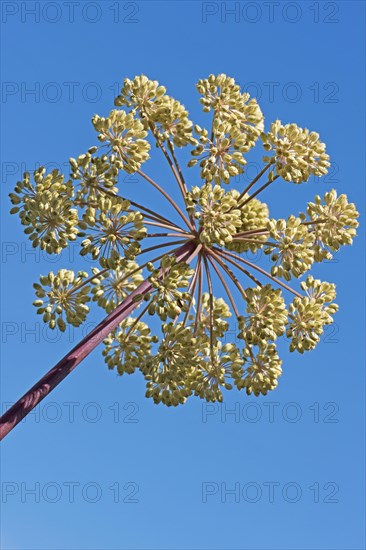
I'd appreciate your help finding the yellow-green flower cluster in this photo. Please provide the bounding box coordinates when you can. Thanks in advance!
[234,344,282,396]
[266,216,315,280]
[186,184,242,246]
[238,285,287,347]
[103,317,155,375]
[91,259,143,313]
[79,196,146,260]
[226,192,269,253]
[189,121,249,184]
[304,189,360,261]
[70,150,119,204]
[92,110,150,173]
[286,275,338,353]
[144,322,196,406]
[9,168,79,254]
[115,75,196,147]
[195,293,232,339]
[146,257,194,321]
[33,270,90,331]
[196,74,264,150]
[115,74,166,112]
[151,95,197,147]
[191,341,243,403]
[262,120,330,183]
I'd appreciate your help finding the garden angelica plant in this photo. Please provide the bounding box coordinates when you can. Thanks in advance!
[1,74,359,439]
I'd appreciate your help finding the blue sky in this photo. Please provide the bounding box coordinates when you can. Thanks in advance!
[0,1,365,549]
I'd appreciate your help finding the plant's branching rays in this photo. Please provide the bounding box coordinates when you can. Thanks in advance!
[148,122,188,203]
[203,254,215,361]
[208,248,251,297]
[239,175,280,207]
[236,163,271,204]
[208,255,239,317]
[181,254,202,327]
[194,257,203,334]
[124,302,151,341]
[139,239,192,257]
[146,232,190,239]
[214,247,302,297]
[232,238,278,247]
[143,220,188,233]
[135,167,193,230]
[116,144,193,230]
[126,200,185,230]
[167,140,189,195]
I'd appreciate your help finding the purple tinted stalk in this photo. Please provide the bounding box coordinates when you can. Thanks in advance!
[0,241,196,441]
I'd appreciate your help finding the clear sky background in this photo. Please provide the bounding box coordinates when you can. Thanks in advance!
[0,1,365,549]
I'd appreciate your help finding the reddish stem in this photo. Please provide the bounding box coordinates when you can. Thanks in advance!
[0,241,196,441]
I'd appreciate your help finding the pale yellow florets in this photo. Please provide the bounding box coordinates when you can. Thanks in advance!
[238,285,288,347]
[103,317,155,375]
[146,257,194,321]
[197,73,264,149]
[92,110,150,173]
[195,293,232,340]
[234,344,282,396]
[226,191,269,253]
[144,322,196,406]
[33,270,90,331]
[304,189,360,261]
[186,184,242,246]
[189,121,249,184]
[286,276,338,353]
[190,341,243,403]
[262,120,330,183]
[10,168,79,254]
[69,149,119,204]
[266,216,315,280]
[79,196,146,260]
[91,259,143,313]
[115,74,196,147]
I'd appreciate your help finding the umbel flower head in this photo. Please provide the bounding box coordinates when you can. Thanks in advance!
[78,195,146,260]
[226,192,269,253]
[186,184,243,246]
[144,322,196,406]
[92,110,150,173]
[103,317,155,375]
[91,258,143,313]
[262,120,330,183]
[33,269,91,331]
[9,167,79,253]
[70,149,119,204]
[115,74,197,147]
[234,344,283,396]
[303,189,359,261]
[196,74,264,149]
[238,285,287,347]
[287,276,338,353]
[266,216,315,280]
[10,72,359,409]
[146,257,194,321]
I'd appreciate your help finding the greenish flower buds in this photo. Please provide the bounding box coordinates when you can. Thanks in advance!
[287,276,338,353]
[10,168,79,254]
[261,120,330,183]
[33,269,91,331]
